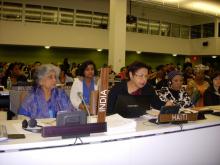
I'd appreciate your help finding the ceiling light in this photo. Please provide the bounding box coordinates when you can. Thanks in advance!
[173,54,177,56]
[45,46,50,49]
[163,0,185,3]
[97,49,103,52]
[136,51,142,54]
[212,56,217,59]
[186,2,220,15]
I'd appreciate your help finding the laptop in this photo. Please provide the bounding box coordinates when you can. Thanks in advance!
[114,95,151,118]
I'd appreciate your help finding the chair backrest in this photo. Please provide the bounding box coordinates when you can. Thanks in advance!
[0,111,7,120]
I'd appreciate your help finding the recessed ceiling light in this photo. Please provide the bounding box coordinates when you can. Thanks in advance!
[97,49,102,52]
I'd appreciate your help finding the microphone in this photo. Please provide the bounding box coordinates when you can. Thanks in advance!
[77,92,91,117]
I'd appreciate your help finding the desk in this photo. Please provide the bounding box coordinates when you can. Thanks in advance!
[0,113,220,165]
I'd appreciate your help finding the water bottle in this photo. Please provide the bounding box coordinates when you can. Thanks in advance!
[7,77,12,89]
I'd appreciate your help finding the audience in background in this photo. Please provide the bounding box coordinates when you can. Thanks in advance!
[70,62,78,78]
[156,70,193,108]
[1,63,27,87]
[116,66,127,80]
[148,64,168,90]
[182,66,194,85]
[204,71,220,106]
[18,64,76,119]
[30,61,42,80]
[187,64,210,107]
[59,67,74,85]
[62,58,70,74]
[70,60,99,112]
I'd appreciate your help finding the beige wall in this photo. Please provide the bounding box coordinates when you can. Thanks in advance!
[1,21,220,55]
[0,21,108,49]
[126,32,190,54]
[190,38,220,55]
[0,0,219,56]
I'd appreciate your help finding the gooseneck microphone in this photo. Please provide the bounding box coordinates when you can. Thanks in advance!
[77,92,91,117]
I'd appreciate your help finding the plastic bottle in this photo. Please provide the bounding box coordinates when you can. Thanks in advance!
[7,77,12,89]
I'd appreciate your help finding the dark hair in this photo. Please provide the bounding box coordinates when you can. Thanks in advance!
[211,70,220,81]
[78,60,98,77]
[126,61,148,79]
[156,64,165,71]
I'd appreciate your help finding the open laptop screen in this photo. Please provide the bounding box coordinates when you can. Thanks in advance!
[114,95,151,118]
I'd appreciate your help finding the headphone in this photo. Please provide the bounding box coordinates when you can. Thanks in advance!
[22,118,42,133]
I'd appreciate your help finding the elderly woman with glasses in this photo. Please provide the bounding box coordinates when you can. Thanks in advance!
[18,64,77,119]
[107,61,171,116]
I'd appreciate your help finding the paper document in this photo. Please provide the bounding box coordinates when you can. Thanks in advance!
[146,109,160,116]
[89,114,137,134]
[105,114,136,135]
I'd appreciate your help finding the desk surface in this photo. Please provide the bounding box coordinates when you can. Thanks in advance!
[0,112,220,165]
[0,113,220,150]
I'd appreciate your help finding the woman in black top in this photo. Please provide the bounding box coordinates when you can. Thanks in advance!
[204,71,220,106]
[107,61,171,115]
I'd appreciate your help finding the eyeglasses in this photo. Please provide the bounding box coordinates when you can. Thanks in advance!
[134,73,148,80]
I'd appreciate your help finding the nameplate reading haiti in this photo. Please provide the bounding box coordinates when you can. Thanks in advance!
[158,113,198,123]
[97,67,110,123]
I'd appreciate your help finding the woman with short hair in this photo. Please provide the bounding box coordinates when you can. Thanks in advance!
[107,61,171,116]
[18,64,76,119]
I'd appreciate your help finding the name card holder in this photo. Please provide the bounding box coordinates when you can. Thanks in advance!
[97,67,110,123]
[158,113,198,123]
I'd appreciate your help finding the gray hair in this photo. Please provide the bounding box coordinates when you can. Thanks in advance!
[34,64,60,85]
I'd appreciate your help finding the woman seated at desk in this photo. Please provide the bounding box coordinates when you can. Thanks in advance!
[18,64,77,119]
[70,60,99,112]
[204,71,220,106]
[156,70,193,109]
[107,61,172,115]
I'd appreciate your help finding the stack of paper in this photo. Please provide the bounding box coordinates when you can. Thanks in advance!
[105,114,137,135]
[89,114,136,135]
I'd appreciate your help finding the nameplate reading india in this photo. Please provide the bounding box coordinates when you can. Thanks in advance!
[159,113,198,123]
[97,67,110,123]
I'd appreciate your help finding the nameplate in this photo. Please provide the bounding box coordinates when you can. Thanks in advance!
[97,67,110,123]
[42,122,107,138]
[158,113,198,123]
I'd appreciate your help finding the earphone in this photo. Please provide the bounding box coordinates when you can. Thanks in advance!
[22,118,42,133]
[168,80,172,86]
